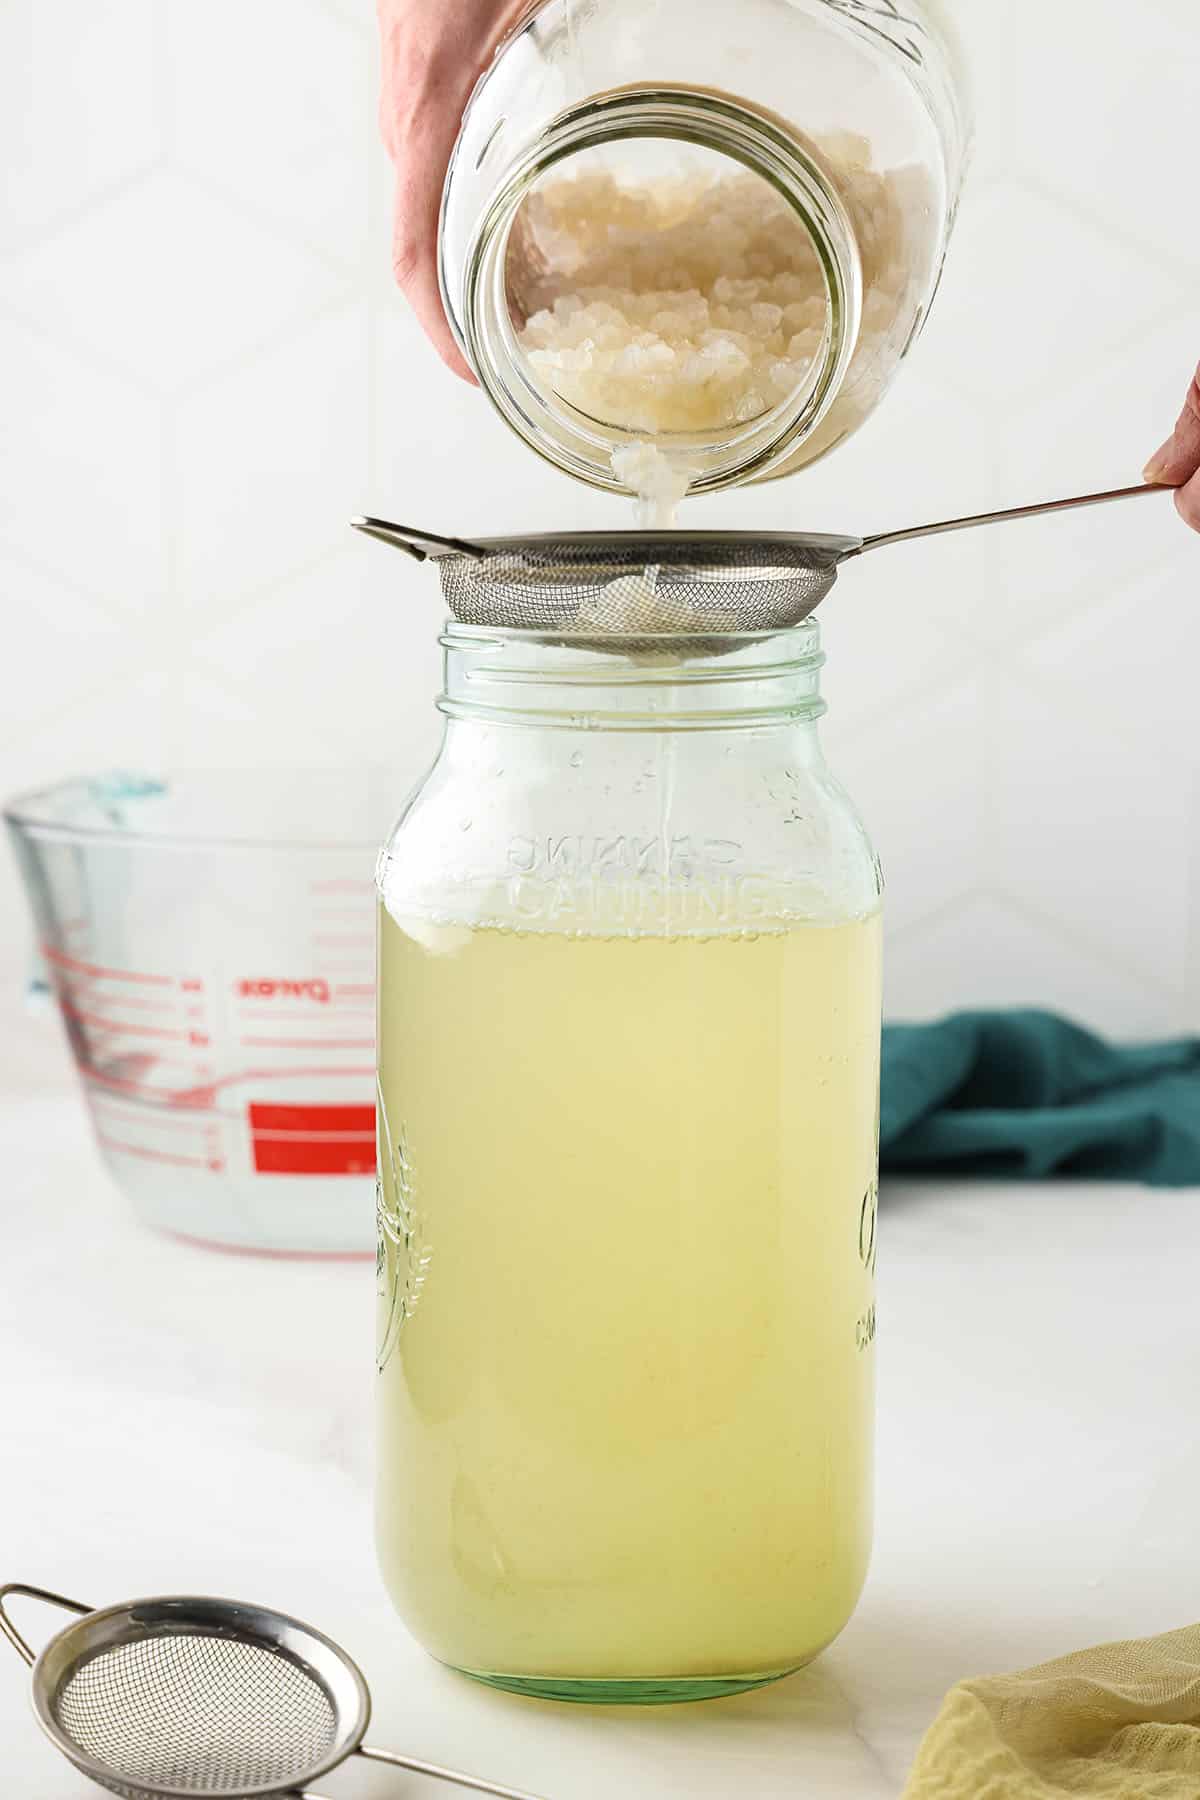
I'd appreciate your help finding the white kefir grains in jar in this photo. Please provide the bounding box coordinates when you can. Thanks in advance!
[439,0,970,502]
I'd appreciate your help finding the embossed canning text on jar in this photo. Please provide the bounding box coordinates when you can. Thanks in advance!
[375,624,884,1703]
[439,0,970,497]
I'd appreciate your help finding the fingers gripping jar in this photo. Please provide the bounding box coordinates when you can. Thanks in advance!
[439,0,970,497]
[375,623,883,1702]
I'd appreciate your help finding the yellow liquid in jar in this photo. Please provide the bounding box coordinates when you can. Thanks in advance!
[375,906,882,1700]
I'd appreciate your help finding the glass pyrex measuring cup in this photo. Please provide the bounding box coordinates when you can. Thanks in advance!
[375,621,882,1701]
[5,771,389,1256]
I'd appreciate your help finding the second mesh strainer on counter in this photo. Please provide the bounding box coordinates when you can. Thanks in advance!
[0,1581,545,1800]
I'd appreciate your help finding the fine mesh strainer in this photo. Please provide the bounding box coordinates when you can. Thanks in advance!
[352,480,1171,637]
[0,1583,543,1800]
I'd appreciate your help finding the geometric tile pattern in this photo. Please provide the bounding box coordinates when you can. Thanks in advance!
[2,0,1198,1091]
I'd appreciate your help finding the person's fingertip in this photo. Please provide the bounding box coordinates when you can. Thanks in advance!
[1143,439,1178,484]
[1175,480,1200,533]
[437,336,477,383]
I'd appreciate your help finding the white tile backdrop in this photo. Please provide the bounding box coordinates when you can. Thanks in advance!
[1,0,1198,1093]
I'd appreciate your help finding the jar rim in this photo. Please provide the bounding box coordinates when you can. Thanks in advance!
[438,619,827,728]
[440,617,822,654]
[441,85,864,496]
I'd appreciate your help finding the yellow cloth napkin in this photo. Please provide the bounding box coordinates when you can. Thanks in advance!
[903,1625,1200,1797]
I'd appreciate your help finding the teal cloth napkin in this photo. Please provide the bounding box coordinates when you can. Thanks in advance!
[879,1011,1200,1187]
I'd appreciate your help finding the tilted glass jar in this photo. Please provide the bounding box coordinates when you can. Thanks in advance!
[439,0,970,498]
[375,623,883,1702]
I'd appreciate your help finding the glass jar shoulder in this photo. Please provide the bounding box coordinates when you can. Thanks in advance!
[378,727,882,936]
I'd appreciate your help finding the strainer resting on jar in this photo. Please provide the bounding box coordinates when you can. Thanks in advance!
[0,1583,543,1800]
[352,480,1171,639]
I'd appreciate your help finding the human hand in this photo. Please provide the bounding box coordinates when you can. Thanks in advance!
[1145,362,1200,530]
[377,0,525,380]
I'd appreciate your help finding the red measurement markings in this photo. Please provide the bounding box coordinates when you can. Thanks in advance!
[90,1080,212,1108]
[91,1101,223,1166]
[235,1010,371,1023]
[335,983,374,997]
[158,1064,376,1108]
[60,1002,210,1045]
[238,1036,374,1050]
[89,1082,219,1175]
[251,1101,372,1130]
[95,1134,218,1171]
[71,992,180,1016]
[80,1052,220,1101]
[42,945,176,987]
[248,1102,375,1176]
[85,1063,373,1117]
[82,1064,157,1098]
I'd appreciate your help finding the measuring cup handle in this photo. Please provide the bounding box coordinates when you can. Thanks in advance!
[0,1583,91,1666]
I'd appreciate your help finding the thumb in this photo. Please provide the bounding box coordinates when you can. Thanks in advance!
[1144,361,1200,487]
[393,219,478,383]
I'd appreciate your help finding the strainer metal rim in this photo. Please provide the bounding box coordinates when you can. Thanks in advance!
[429,528,863,559]
[350,514,864,569]
[31,1594,372,1800]
[351,515,864,636]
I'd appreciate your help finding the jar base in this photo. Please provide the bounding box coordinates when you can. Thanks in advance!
[451,1664,807,1706]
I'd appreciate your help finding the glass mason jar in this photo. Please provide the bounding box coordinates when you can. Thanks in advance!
[439,0,969,498]
[375,623,883,1702]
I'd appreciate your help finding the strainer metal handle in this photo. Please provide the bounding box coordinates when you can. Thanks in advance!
[858,479,1170,555]
[350,517,483,562]
[356,1745,551,1798]
[0,1581,90,1666]
[290,1746,550,1800]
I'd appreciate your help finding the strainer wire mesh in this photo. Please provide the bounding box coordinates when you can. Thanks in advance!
[435,535,845,634]
[49,1625,341,1800]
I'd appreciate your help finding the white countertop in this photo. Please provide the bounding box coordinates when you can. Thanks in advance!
[4,1092,1198,1799]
